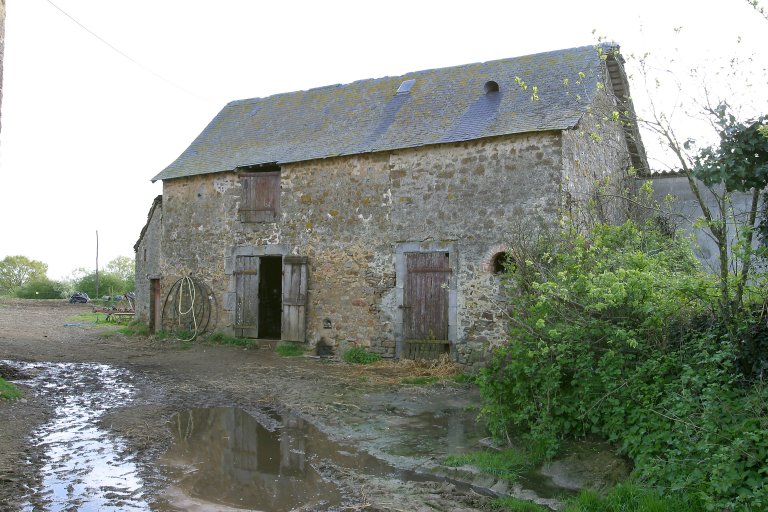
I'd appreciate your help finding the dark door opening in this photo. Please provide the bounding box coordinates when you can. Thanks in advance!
[258,256,282,339]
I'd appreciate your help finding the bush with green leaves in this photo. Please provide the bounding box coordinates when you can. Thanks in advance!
[15,278,67,299]
[478,220,768,511]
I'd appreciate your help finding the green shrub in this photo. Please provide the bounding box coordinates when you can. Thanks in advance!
[477,220,768,511]
[342,347,381,364]
[275,342,304,357]
[16,278,67,299]
[0,377,21,400]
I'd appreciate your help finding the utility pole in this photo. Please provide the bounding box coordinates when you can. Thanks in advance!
[95,230,99,299]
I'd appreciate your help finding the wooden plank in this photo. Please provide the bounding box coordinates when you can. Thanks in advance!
[235,255,259,338]
[282,257,308,342]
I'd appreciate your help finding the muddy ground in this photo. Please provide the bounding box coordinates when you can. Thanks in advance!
[0,299,626,511]
[0,299,505,511]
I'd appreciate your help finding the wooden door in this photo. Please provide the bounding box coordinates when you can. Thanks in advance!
[234,255,260,338]
[149,279,161,333]
[281,256,308,342]
[404,252,450,341]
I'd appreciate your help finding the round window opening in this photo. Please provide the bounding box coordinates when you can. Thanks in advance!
[491,251,512,274]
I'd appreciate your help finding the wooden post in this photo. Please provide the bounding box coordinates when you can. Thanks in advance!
[95,230,100,299]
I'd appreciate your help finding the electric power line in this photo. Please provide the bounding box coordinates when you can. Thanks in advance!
[44,0,215,104]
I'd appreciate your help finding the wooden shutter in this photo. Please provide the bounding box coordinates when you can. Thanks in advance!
[404,252,450,341]
[234,255,259,338]
[239,171,280,222]
[281,256,308,342]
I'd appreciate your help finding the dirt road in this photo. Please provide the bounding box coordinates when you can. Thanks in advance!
[0,299,507,511]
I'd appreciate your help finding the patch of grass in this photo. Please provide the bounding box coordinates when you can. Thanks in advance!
[401,375,439,385]
[173,329,196,341]
[486,496,547,511]
[342,347,382,364]
[67,311,102,323]
[0,377,22,400]
[117,320,150,336]
[563,482,704,512]
[206,332,257,349]
[443,447,537,482]
[453,372,475,384]
[276,342,304,357]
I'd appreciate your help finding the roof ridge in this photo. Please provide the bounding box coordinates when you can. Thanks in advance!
[227,44,599,107]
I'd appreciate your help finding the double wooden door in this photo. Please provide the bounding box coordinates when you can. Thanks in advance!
[234,255,307,341]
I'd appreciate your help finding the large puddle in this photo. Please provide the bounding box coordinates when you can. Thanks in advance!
[2,360,149,511]
[3,359,614,511]
[158,407,343,511]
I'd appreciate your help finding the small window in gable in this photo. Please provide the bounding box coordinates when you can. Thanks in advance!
[238,165,281,223]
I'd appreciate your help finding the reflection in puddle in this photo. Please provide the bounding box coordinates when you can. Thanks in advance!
[161,407,341,511]
[4,361,149,511]
[159,406,503,511]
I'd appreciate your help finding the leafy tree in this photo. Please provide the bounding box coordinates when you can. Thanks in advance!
[69,257,135,298]
[691,109,768,313]
[74,271,132,299]
[0,256,48,294]
[105,256,135,282]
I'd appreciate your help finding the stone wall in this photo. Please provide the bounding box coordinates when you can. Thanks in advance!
[561,89,635,227]
[650,174,758,272]
[134,197,162,323]
[153,129,624,367]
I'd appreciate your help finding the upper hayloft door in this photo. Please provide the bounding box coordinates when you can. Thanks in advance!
[281,256,308,342]
[234,255,260,338]
[404,252,450,342]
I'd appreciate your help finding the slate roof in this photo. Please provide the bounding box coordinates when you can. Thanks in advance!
[153,44,627,182]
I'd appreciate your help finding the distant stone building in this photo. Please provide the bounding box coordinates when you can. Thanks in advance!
[135,44,646,367]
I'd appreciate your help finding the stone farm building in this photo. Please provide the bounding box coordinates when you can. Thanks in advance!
[135,44,646,367]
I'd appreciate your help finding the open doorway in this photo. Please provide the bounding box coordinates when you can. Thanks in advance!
[258,256,282,339]
[232,250,307,342]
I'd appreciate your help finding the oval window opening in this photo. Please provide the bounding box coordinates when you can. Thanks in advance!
[484,80,500,94]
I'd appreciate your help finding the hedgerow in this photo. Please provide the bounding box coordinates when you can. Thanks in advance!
[478,220,768,511]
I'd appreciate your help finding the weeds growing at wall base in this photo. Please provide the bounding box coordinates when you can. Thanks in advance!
[276,342,304,357]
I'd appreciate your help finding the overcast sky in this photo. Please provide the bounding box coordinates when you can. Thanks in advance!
[1,0,765,280]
